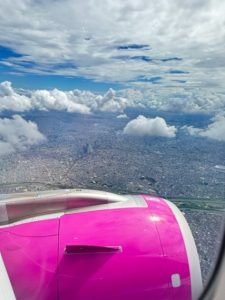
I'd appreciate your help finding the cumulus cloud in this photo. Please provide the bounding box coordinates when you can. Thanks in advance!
[0,81,128,114]
[31,88,91,114]
[0,115,46,156]
[184,115,225,141]
[119,84,225,115]
[1,81,225,116]
[117,114,128,119]
[123,115,177,138]
[89,89,128,113]
[0,81,32,112]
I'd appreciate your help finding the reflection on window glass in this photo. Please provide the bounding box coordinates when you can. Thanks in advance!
[0,0,224,299]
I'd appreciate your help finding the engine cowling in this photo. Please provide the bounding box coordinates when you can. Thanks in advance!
[0,190,202,300]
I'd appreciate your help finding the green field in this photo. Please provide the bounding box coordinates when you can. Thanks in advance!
[169,197,225,212]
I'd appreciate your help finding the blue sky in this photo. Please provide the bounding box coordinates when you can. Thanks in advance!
[0,45,123,91]
[0,42,188,92]
[0,68,122,92]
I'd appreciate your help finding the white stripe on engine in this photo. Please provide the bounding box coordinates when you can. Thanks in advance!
[0,253,16,300]
[165,200,203,300]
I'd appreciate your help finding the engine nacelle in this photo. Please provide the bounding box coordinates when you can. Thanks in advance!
[0,190,202,300]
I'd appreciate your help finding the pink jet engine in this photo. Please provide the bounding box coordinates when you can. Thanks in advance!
[0,189,202,300]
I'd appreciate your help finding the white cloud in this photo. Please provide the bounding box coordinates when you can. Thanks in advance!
[92,89,128,113]
[120,85,225,115]
[1,81,225,116]
[31,89,91,114]
[0,115,46,156]
[0,81,32,112]
[0,81,128,114]
[123,115,177,138]
[117,113,128,119]
[184,114,225,141]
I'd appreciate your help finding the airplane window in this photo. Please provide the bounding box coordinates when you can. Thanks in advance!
[0,1,224,300]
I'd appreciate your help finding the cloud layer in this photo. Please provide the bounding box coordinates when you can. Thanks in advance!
[0,0,224,89]
[0,115,46,156]
[0,81,128,114]
[123,115,177,138]
[1,80,225,118]
[119,86,225,115]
